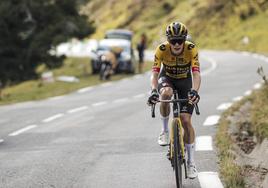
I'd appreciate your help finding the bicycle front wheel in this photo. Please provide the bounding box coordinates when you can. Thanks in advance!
[173,120,182,188]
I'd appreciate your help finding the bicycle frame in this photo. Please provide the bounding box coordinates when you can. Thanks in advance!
[169,92,186,165]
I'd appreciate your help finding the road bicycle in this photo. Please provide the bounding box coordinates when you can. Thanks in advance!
[99,55,113,80]
[151,90,200,188]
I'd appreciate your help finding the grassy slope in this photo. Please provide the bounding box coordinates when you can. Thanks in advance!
[0,58,153,105]
[191,1,268,53]
[81,0,196,46]
[83,0,268,52]
[216,99,248,188]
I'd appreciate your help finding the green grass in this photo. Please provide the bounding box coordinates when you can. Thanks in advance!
[0,58,153,105]
[194,11,268,53]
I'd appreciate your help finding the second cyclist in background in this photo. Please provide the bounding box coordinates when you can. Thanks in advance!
[147,22,201,179]
[99,46,123,80]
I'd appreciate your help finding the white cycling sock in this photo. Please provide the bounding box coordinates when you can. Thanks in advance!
[161,115,169,133]
[185,143,195,165]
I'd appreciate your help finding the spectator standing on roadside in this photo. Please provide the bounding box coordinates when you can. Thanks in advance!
[137,33,147,73]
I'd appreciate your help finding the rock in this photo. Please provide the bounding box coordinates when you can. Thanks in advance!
[248,139,268,169]
[41,71,54,83]
[241,130,249,140]
[56,76,80,83]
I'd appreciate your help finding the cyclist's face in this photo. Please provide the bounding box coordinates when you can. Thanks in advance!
[168,37,185,55]
[170,41,184,55]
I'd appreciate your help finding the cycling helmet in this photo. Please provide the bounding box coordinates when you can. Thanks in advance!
[166,22,188,39]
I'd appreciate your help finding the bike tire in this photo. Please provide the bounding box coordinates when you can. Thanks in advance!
[173,121,183,188]
[99,63,106,80]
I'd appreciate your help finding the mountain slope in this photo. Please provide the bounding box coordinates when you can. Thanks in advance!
[81,0,268,53]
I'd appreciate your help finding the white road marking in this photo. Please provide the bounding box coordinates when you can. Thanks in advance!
[253,83,262,90]
[253,54,268,61]
[92,101,107,107]
[49,96,64,101]
[101,82,112,87]
[259,56,267,61]
[198,172,224,188]
[133,94,145,98]
[77,87,93,93]
[196,136,213,151]
[113,98,128,103]
[67,106,88,114]
[252,53,261,59]
[9,125,37,136]
[243,51,268,63]
[217,103,232,110]
[203,115,220,126]
[0,139,4,143]
[201,56,217,76]
[42,113,64,123]
[233,96,243,101]
[244,90,252,96]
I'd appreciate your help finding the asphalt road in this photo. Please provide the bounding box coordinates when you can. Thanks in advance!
[1,50,268,188]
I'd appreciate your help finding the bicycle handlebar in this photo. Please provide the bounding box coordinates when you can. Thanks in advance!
[158,99,189,103]
[150,99,200,118]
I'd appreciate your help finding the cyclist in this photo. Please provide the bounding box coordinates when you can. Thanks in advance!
[147,22,201,179]
[101,46,123,75]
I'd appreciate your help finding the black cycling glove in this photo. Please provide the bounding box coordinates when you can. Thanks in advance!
[147,89,159,105]
[188,89,200,104]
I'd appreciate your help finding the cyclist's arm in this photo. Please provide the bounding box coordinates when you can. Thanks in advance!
[191,45,201,92]
[150,72,159,90]
[151,48,162,90]
[192,71,201,92]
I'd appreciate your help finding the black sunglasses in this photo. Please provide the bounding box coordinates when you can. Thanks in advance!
[168,38,185,45]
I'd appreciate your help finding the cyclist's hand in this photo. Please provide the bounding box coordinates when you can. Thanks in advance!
[188,89,200,104]
[147,89,159,105]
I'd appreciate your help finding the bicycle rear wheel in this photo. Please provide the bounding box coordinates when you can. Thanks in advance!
[173,121,182,188]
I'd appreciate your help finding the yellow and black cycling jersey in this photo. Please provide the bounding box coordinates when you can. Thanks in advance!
[152,41,200,79]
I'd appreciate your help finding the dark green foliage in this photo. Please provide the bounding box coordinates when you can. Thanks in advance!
[162,2,173,13]
[0,0,95,86]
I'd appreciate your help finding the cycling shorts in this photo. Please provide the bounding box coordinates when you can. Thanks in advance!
[158,75,194,114]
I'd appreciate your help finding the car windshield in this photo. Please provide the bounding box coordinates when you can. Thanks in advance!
[105,30,133,41]
[105,33,131,40]
[97,43,130,53]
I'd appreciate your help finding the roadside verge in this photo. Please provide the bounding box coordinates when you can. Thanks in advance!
[216,83,268,188]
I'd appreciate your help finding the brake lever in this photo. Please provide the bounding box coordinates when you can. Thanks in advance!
[151,104,156,118]
[194,104,200,115]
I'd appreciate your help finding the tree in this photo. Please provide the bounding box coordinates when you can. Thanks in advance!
[0,0,95,86]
